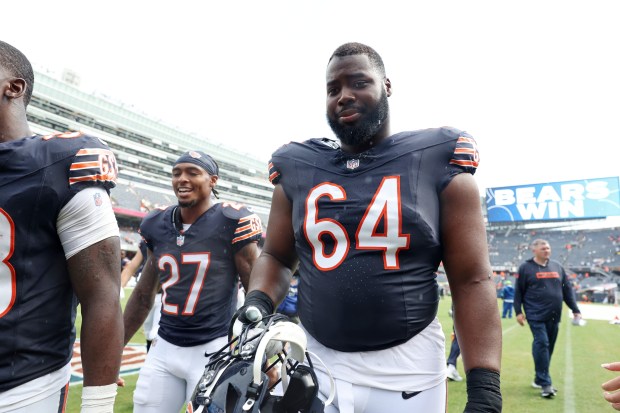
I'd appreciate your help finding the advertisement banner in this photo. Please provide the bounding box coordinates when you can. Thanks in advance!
[485,177,620,223]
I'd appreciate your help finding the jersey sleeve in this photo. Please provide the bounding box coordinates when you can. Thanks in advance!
[268,160,281,186]
[56,132,118,194]
[447,132,480,176]
[57,187,120,259]
[221,203,263,252]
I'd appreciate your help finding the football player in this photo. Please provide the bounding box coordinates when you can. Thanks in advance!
[122,150,263,412]
[238,42,502,412]
[0,41,123,412]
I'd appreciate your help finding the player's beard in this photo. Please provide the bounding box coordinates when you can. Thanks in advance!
[327,89,389,147]
[178,200,197,208]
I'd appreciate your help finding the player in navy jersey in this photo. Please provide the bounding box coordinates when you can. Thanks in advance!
[238,42,502,412]
[0,41,123,412]
[122,150,262,412]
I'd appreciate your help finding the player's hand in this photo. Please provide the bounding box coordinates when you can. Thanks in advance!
[230,290,274,337]
[516,314,526,326]
[116,376,125,387]
[602,363,620,410]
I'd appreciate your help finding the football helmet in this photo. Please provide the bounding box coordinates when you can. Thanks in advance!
[186,313,334,413]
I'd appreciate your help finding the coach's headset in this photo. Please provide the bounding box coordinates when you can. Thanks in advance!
[187,314,335,413]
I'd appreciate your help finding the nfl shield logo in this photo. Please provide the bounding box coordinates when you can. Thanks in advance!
[346,159,360,170]
[176,234,185,246]
[93,192,103,206]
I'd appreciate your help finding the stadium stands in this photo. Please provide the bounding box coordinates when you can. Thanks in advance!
[487,227,620,271]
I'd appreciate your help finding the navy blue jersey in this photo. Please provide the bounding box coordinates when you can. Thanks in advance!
[139,202,262,347]
[268,127,479,351]
[0,132,117,392]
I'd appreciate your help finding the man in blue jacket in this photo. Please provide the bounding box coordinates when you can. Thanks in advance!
[514,239,581,399]
[501,280,515,319]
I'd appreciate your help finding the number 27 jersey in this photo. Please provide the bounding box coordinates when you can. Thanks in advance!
[268,127,479,352]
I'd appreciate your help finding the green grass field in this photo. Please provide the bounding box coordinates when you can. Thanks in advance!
[66,290,620,412]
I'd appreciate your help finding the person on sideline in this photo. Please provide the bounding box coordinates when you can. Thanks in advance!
[122,150,262,412]
[501,279,515,319]
[0,40,123,412]
[514,238,582,398]
[236,42,502,413]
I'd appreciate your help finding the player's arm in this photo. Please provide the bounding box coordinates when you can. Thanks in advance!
[442,173,501,371]
[122,249,159,345]
[441,173,502,410]
[245,185,298,314]
[234,241,261,291]
[68,236,124,388]
[120,248,143,288]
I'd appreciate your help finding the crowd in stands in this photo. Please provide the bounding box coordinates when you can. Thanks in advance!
[487,227,620,270]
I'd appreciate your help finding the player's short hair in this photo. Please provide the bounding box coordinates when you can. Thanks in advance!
[328,42,386,78]
[0,41,34,107]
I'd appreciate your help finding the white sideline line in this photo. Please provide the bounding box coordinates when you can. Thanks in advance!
[564,319,576,413]
[502,323,519,336]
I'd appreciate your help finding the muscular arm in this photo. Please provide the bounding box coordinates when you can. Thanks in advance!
[122,250,159,345]
[120,248,143,288]
[441,173,502,373]
[68,236,123,386]
[235,241,260,291]
[247,185,298,306]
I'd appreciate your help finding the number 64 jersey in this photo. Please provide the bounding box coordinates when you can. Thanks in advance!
[268,127,479,352]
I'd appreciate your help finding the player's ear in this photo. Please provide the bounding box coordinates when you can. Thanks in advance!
[4,77,27,100]
[384,78,392,97]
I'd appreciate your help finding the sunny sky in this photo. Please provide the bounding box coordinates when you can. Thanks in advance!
[4,0,619,193]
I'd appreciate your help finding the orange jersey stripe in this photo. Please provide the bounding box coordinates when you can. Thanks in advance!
[69,174,116,184]
[235,223,254,234]
[70,161,101,170]
[456,136,476,144]
[232,229,262,244]
[450,159,478,167]
[269,171,280,183]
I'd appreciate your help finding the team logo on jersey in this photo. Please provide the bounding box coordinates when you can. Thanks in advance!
[93,192,103,206]
[177,234,185,246]
[346,158,360,170]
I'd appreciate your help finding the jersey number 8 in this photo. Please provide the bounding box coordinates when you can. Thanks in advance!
[0,209,16,318]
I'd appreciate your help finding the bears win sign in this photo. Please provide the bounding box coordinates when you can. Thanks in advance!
[486,177,620,223]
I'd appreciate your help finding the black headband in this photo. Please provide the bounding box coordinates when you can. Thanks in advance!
[173,151,219,176]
